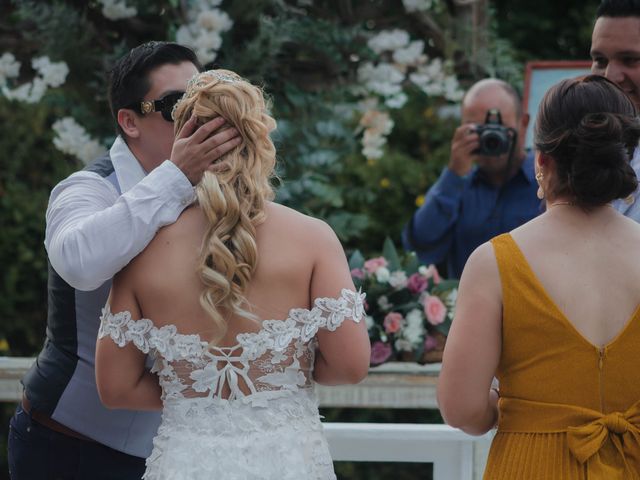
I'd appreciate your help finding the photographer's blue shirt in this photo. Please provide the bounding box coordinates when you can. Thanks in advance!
[402,152,542,279]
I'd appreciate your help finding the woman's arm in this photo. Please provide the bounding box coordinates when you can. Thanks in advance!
[310,220,371,386]
[95,265,162,411]
[437,242,502,435]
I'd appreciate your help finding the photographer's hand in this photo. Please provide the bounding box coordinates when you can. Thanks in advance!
[448,123,479,177]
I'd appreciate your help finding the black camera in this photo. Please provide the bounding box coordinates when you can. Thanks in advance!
[473,109,513,156]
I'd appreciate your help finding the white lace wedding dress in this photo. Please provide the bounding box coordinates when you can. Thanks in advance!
[98,289,365,480]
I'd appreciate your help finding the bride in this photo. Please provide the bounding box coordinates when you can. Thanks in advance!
[95,69,371,480]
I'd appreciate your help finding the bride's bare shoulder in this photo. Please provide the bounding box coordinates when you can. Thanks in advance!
[264,202,335,236]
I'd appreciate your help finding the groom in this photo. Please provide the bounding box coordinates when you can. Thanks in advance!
[7,42,240,479]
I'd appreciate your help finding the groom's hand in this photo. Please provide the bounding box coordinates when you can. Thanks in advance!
[170,115,241,185]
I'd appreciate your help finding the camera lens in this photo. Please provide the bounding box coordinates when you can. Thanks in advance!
[483,133,501,154]
[477,128,510,156]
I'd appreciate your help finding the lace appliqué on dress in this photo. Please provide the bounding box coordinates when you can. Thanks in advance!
[98,288,365,401]
[97,289,364,480]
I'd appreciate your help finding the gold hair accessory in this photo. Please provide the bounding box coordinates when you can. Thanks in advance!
[535,171,545,200]
[625,194,635,205]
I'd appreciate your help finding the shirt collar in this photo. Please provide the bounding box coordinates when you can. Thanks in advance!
[471,151,536,186]
[109,136,147,194]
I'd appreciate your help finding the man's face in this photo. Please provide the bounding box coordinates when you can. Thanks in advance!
[591,16,640,110]
[136,61,199,171]
[462,89,525,175]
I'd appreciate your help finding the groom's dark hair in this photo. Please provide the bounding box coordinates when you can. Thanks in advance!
[108,41,202,136]
[597,0,640,17]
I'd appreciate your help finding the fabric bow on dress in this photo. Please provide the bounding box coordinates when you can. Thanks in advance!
[498,397,640,480]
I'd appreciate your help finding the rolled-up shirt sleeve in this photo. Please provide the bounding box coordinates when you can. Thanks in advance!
[45,160,195,291]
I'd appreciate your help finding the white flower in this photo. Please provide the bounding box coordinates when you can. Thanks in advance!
[361,127,390,160]
[405,309,424,328]
[377,295,392,311]
[98,0,137,20]
[403,324,425,346]
[197,10,233,32]
[445,288,458,307]
[52,117,107,164]
[0,52,20,86]
[358,62,405,97]
[389,271,408,289]
[176,25,196,47]
[395,338,414,352]
[2,78,47,104]
[365,315,375,330]
[360,109,394,135]
[385,92,408,109]
[403,0,435,12]
[367,29,410,54]
[375,267,391,283]
[32,57,69,88]
[393,40,426,67]
[444,75,465,101]
[177,3,233,65]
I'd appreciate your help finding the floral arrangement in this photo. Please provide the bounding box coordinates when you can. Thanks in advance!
[350,239,458,366]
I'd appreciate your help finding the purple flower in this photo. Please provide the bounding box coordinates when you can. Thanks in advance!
[424,334,438,352]
[351,268,365,279]
[407,273,429,294]
[370,341,392,365]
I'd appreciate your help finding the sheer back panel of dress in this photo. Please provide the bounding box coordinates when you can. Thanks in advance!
[99,289,364,402]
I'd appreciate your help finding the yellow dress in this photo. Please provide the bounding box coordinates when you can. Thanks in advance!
[484,233,640,480]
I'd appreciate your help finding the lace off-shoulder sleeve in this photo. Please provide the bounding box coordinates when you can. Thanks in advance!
[98,305,154,353]
[287,289,365,343]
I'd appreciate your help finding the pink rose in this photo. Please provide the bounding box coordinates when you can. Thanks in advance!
[364,256,388,273]
[370,341,392,365]
[424,334,438,352]
[423,295,446,325]
[351,268,365,279]
[383,312,403,334]
[420,264,442,285]
[407,273,428,294]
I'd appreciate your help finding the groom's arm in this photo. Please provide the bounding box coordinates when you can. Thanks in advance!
[45,160,194,291]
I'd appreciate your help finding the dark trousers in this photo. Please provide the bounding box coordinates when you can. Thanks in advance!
[7,404,146,480]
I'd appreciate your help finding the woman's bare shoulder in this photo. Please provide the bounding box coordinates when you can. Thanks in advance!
[265,202,334,236]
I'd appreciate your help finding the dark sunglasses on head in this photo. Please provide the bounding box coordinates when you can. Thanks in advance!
[126,91,184,122]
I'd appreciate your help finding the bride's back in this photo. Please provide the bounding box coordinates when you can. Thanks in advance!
[124,200,331,345]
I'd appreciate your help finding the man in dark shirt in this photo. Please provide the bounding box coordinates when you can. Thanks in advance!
[402,78,541,278]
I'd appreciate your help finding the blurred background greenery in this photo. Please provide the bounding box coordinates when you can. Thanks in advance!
[0,0,600,478]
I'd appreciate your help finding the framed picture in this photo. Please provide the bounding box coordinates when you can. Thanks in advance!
[523,60,593,150]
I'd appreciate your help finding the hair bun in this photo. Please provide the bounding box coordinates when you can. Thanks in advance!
[568,112,640,206]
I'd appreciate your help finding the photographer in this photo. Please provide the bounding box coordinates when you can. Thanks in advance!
[402,78,542,278]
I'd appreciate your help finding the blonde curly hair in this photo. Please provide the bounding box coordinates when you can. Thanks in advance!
[173,70,277,343]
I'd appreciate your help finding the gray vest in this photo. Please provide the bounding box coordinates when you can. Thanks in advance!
[23,153,161,458]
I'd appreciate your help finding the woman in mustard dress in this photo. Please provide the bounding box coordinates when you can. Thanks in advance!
[438,75,640,479]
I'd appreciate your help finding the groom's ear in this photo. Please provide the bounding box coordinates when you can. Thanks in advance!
[117,109,141,139]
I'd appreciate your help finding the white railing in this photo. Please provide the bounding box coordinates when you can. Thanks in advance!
[0,357,492,479]
[325,423,492,480]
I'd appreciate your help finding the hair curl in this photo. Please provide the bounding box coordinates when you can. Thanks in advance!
[534,75,640,207]
[173,70,277,343]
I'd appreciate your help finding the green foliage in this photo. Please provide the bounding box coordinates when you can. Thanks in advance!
[490,0,601,62]
[0,98,79,354]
